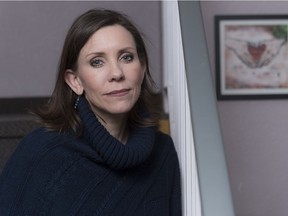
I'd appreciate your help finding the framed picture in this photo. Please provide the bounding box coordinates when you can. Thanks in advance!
[215,15,288,100]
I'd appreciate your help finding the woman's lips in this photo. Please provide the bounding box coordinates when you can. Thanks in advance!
[105,89,131,97]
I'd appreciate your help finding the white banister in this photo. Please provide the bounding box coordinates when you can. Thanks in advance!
[162,1,201,215]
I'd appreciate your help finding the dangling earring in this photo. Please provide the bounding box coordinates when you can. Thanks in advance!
[74,95,80,110]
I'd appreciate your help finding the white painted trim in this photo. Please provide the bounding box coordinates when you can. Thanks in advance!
[162,1,201,216]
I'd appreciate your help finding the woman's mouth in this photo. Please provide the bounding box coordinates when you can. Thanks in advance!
[105,89,131,97]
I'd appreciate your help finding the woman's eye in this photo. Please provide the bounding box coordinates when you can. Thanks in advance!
[121,54,134,63]
[90,58,103,68]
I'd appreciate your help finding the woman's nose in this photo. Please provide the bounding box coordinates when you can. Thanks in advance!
[109,63,124,81]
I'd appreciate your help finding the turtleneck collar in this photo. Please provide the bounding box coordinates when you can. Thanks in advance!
[76,96,155,170]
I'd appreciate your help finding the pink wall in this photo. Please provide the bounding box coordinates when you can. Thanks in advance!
[201,2,288,216]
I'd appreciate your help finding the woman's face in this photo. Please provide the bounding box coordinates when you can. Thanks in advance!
[66,25,145,119]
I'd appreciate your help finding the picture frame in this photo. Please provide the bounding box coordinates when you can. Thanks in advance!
[215,15,288,100]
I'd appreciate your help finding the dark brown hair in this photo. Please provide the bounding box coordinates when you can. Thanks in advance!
[35,9,162,134]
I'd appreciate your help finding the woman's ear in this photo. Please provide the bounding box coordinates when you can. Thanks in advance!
[64,69,84,95]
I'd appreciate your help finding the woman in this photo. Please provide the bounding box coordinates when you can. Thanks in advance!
[0,9,181,215]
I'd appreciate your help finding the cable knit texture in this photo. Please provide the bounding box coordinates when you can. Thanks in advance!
[77,96,155,169]
[0,97,181,216]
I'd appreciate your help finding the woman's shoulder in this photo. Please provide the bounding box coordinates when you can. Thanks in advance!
[0,127,77,180]
[2,127,74,174]
[154,131,178,158]
[15,127,66,153]
[22,127,64,141]
[155,131,174,147]
[20,127,74,148]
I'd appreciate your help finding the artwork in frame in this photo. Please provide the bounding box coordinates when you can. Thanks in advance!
[215,15,288,100]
